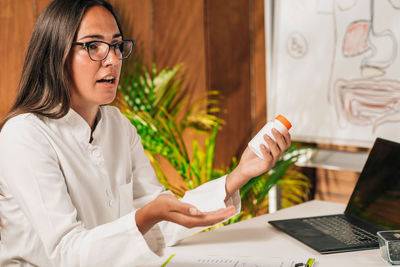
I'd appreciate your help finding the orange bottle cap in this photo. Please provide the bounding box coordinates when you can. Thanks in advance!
[275,115,292,130]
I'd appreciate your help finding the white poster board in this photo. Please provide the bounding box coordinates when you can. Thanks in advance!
[266,0,400,148]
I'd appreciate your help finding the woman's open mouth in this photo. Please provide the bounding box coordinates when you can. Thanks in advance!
[97,76,116,84]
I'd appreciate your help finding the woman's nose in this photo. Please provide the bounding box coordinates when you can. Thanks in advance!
[102,48,119,66]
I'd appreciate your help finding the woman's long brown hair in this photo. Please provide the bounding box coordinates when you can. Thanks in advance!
[0,0,123,130]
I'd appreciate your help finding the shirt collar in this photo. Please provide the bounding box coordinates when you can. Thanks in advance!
[91,108,103,142]
[62,107,103,143]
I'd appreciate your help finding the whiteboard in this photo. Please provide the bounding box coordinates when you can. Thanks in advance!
[266,0,400,148]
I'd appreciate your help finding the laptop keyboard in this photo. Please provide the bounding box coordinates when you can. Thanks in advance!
[302,216,378,246]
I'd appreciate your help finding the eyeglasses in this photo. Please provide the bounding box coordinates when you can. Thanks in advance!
[72,40,135,61]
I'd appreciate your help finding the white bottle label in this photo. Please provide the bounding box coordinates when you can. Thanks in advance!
[248,120,288,159]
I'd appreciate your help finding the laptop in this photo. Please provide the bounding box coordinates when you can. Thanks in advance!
[269,137,400,254]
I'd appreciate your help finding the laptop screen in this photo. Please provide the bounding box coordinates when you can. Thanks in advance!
[345,138,400,230]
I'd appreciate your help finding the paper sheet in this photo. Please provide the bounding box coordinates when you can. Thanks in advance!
[163,254,316,267]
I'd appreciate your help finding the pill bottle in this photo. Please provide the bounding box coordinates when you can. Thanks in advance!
[248,115,292,159]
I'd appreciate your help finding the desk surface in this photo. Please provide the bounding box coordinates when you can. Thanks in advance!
[148,200,388,267]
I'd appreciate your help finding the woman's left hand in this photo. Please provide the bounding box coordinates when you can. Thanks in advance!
[225,128,291,200]
[239,128,291,179]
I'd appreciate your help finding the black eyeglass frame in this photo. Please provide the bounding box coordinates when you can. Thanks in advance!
[72,39,136,61]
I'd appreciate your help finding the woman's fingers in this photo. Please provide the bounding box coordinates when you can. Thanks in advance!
[191,205,236,227]
[169,205,236,228]
[268,129,292,155]
[173,201,201,216]
[201,206,236,221]
[263,134,280,162]
[157,194,236,228]
[159,194,201,216]
[272,129,292,151]
[283,130,291,149]
[271,128,287,152]
[259,142,273,168]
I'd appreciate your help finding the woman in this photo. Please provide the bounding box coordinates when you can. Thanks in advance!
[0,0,291,266]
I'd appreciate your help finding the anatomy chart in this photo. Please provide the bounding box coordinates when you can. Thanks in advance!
[268,0,400,147]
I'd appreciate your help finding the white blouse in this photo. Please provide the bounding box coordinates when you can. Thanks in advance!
[0,106,240,267]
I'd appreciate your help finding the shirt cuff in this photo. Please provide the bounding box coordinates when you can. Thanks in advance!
[143,224,166,255]
[80,210,159,266]
[181,175,241,213]
[160,175,241,247]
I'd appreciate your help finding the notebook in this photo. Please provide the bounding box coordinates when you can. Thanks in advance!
[269,138,400,254]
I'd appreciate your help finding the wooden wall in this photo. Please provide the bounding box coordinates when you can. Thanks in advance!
[1,0,34,119]
[315,168,359,203]
[0,0,359,204]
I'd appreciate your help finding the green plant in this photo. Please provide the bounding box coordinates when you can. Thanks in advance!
[115,60,225,197]
[114,60,312,223]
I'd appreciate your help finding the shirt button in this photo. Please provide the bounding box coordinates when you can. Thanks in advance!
[108,199,114,207]
[93,150,101,157]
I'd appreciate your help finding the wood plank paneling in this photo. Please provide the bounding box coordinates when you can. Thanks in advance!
[153,0,206,98]
[205,0,252,167]
[0,0,35,120]
[152,1,207,132]
[111,0,153,68]
[252,0,267,134]
[36,0,52,17]
[315,168,359,203]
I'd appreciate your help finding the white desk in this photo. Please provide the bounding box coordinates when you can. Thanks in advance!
[146,200,389,267]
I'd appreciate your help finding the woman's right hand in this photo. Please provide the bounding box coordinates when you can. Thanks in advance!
[135,194,236,234]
